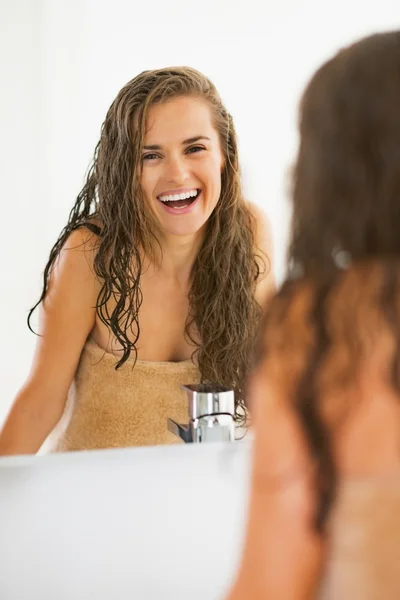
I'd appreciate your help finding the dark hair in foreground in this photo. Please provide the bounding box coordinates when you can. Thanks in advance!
[28,66,267,422]
[255,31,400,530]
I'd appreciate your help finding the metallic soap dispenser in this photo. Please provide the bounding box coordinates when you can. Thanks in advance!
[168,384,235,443]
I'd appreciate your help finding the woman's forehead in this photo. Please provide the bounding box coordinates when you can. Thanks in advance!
[144,97,218,146]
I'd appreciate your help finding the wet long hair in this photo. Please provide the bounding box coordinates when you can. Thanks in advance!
[28,66,266,420]
[255,31,400,530]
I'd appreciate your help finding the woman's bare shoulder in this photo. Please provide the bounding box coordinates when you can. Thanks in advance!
[246,201,272,245]
[48,223,104,294]
[245,201,275,306]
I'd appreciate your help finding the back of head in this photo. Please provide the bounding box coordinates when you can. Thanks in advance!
[290,30,400,279]
[256,31,400,532]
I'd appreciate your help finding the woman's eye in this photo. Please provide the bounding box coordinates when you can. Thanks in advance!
[142,153,159,161]
[186,145,205,155]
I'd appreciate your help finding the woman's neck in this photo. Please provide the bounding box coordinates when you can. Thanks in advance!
[145,229,205,287]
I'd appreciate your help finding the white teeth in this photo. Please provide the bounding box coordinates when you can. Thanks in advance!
[159,189,198,202]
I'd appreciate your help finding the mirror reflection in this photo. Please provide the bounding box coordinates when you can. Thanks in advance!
[1,2,398,458]
[1,65,275,454]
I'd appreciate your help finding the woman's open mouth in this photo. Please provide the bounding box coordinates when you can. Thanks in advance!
[157,189,201,214]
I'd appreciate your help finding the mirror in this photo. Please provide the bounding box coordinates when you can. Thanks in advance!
[1,0,398,445]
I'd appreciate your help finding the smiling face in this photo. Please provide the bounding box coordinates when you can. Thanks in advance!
[139,95,224,238]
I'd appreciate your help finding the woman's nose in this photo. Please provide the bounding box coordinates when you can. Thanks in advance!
[164,155,189,185]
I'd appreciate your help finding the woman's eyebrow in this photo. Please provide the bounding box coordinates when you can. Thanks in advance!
[143,135,211,150]
[182,135,211,145]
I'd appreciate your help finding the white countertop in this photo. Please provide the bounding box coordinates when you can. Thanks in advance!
[0,441,252,600]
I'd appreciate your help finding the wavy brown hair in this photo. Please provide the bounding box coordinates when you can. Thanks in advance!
[28,66,266,420]
[255,31,400,530]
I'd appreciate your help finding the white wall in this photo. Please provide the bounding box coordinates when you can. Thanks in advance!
[1,0,399,421]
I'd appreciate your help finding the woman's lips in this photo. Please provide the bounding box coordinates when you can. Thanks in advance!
[157,190,201,215]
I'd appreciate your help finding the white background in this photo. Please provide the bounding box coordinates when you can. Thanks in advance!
[1,0,399,421]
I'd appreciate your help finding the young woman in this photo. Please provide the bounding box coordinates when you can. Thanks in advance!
[0,67,274,454]
[227,31,400,598]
